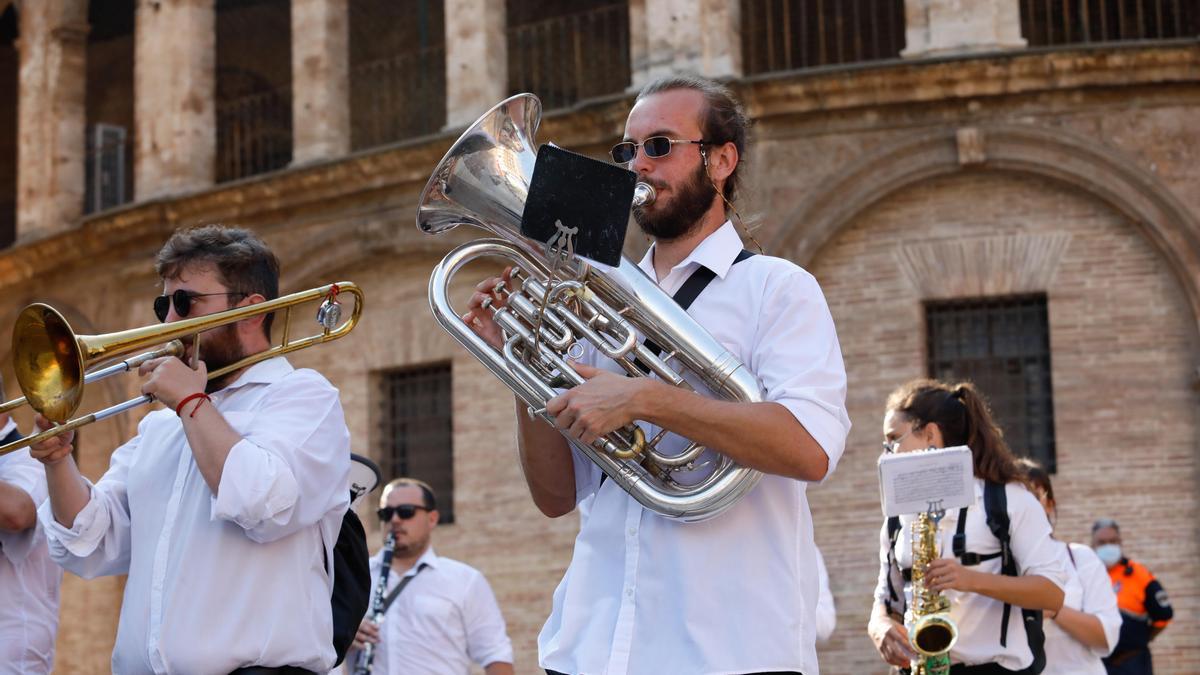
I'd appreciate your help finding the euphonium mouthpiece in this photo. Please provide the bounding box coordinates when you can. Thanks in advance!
[632,182,656,207]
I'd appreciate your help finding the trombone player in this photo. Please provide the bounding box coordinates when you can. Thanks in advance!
[29,226,351,674]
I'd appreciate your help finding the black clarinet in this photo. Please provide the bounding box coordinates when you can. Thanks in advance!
[355,530,396,675]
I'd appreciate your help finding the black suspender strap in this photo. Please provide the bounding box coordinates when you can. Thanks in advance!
[381,562,428,614]
[637,249,756,368]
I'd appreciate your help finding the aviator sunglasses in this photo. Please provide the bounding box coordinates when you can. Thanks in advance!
[377,504,429,521]
[610,136,707,164]
[153,289,246,323]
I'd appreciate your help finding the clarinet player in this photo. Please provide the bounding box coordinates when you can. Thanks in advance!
[347,478,513,675]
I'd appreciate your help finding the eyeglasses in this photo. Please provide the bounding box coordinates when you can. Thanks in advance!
[610,137,706,164]
[154,289,246,322]
[377,504,429,521]
[882,429,914,454]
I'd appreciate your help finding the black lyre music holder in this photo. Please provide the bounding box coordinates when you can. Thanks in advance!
[520,144,636,268]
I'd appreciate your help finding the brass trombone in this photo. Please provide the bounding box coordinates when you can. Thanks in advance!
[0,282,363,457]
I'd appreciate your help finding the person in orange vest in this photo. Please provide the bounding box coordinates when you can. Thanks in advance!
[1091,518,1173,675]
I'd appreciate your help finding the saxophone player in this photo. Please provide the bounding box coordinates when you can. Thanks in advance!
[870,379,1070,674]
[347,478,513,675]
[465,75,851,675]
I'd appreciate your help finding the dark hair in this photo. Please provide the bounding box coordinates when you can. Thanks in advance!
[886,379,1026,486]
[1017,457,1054,518]
[383,477,437,511]
[155,225,280,338]
[1092,517,1120,534]
[636,74,750,203]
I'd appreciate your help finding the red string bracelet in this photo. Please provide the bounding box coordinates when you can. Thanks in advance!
[175,392,211,418]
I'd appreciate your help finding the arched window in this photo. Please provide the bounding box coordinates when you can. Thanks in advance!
[506,0,631,111]
[349,0,446,150]
[0,4,17,247]
[215,0,292,182]
[84,0,135,214]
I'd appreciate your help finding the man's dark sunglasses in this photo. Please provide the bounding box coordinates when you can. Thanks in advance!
[377,504,429,521]
[153,289,246,322]
[610,136,706,164]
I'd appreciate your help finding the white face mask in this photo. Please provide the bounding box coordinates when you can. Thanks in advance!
[1095,543,1122,568]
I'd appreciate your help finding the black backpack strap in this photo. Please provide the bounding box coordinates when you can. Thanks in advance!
[954,505,1001,567]
[885,516,903,608]
[983,481,1014,647]
[982,481,1046,675]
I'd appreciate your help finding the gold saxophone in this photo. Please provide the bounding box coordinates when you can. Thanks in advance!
[909,509,958,675]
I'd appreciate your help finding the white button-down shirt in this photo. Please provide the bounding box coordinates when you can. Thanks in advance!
[40,357,350,674]
[1042,542,1121,675]
[874,479,1071,671]
[539,222,851,675]
[346,547,513,675]
[0,420,62,675]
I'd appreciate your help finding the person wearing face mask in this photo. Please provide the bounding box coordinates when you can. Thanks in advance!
[1090,518,1172,675]
[1018,459,1120,674]
[869,379,1068,675]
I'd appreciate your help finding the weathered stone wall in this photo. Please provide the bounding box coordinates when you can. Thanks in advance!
[1,11,1197,672]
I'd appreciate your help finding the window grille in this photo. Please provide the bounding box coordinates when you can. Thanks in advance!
[925,295,1057,472]
[376,363,454,523]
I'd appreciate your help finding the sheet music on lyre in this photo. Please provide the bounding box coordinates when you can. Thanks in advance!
[877,445,975,517]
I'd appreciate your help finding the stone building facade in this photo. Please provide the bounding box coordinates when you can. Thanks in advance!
[0,0,1197,673]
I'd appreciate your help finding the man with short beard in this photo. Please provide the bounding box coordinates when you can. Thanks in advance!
[348,478,513,675]
[29,225,351,674]
[465,75,850,674]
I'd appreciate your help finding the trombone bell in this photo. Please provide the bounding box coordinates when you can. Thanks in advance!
[13,304,85,424]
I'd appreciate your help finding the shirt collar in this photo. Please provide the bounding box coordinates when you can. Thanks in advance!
[638,220,743,280]
[411,546,440,573]
[217,356,293,393]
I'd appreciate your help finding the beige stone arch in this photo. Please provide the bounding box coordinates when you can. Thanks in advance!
[769,124,1200,335]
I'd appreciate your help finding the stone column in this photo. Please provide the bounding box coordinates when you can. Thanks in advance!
[443,0,506,129]
[630,0,741,88]
[134,0,216,200]
[15,0,88,242]
[902,0,1026,58]
[291,0,349,164]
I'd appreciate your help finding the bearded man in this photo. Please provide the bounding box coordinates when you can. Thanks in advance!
[465,75,851,675]
[30,225,351,674]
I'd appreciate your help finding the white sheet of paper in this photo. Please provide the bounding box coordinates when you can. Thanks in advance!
[878,445,975,517]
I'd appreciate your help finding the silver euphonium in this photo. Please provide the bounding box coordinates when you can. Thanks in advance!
[416,94,763,521]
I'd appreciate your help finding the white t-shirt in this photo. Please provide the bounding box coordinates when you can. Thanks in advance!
[1042,541,1121,675]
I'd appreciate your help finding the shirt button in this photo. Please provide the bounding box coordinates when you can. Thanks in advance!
[628,527,636,536]
[626,588,634,597]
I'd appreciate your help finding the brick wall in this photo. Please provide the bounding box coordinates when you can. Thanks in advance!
[804,169,1199,673]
